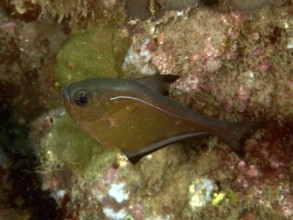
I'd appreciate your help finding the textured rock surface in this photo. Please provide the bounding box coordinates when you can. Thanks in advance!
[0,0,293,219]
[56,22,130,88]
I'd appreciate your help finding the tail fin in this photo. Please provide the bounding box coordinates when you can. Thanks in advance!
[215,121,265,157]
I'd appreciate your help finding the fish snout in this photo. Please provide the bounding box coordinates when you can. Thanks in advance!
[63,89,70,100]
[62,89,72,109]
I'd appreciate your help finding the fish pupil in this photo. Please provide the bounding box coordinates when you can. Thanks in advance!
[76,93,88,105]
[73,89,92,106]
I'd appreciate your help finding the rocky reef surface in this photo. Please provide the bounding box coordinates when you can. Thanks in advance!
[0,0,293,219]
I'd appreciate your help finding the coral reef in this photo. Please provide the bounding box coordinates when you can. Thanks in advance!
[157,0,199,10]
[227,0,271,11]
[2,0,127,27]
[0,5,67,219]
[0,0,293,219]
[56,21,130,88]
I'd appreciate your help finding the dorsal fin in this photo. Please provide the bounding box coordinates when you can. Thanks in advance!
[135,74,179,95]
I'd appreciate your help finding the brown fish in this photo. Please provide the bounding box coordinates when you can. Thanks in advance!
[63,75,263,164]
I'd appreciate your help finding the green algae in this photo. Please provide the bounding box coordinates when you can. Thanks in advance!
[56,21,130,88]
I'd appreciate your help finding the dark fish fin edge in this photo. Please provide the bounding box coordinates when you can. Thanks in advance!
[216,121,266,157]
[122,132,208,164]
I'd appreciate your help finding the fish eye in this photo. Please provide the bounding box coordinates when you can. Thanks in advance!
[73,90,92,106]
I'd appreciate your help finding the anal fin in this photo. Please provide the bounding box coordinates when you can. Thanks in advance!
[122,132,208,164]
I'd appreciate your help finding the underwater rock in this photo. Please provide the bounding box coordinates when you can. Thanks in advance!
[188,177,217,209]
[0,15,67,219]
[125,0,151,20]
[2,0,129,26]
[227,0,271,11]
[157,0,199,10]
[1,0,41,22]
[123,38,158,76]
[33,109,216,219]
[34,117,214,219]
[37,109,114,171]
[56,21,130,88]
[33,109,293,219]
[2,0,292,219]
[100,3,293,218]
[138,4,293,124]
[124,0,200,21]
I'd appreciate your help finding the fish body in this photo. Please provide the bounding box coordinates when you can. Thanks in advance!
[63,75,263,163]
